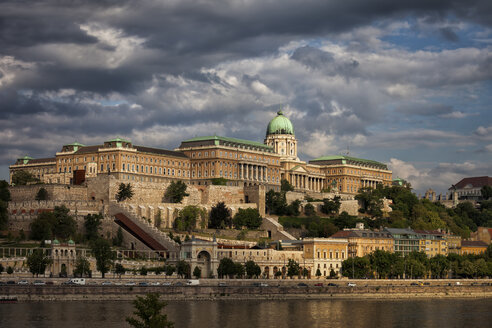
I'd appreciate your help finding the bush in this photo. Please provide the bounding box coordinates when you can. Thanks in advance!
[7,266,13,274]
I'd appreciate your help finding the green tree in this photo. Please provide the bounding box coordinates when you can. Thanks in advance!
[280,179,294,192]
[481,185,492,200]
[233,208,263,229]
[304,203,315,216]
[35,187,49,201]
[114,263,126,278]
[175,206,202,232]
[7,266,13,274]
[285,200,301,216]
[355,187,384,218]
[116,183,134,202]
[245,260,261,278]
[74,257,91,277]
[320,196,341,215]
[164,181,189,203]
[113,226,124,247]
[165,265,176,277]
[287,259,300,278]
[126,293,174,328]
[315,268,321,278]
[208,202,232,229]
[368,250,394,279]
[342,257,371,279]
[52,205,77,240]
[217,258,236,278]
[176,260,191,278]
[429,255,449,279]
[193,266,202,279]
[30,211,56,240]
[0,264,4,273]
[265,189,288,215]
[84,213,103,241]
[12,170,39,185]
[0,200,8,230]
[26,249,52,277]
[0,180,11,202]
[91,238,115,278]
[234,263,245,278]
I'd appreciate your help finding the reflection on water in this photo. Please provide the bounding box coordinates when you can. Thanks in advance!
[0,298,491,328]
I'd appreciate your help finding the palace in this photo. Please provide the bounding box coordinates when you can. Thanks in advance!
[9,111,392,194]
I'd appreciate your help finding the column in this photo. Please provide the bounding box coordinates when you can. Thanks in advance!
[265,166,269,183]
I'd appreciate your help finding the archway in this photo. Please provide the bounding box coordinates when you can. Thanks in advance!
[197,250,211,278]
[264,266,270,279]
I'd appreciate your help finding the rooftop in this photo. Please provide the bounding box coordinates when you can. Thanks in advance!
[180,135,274,151]
[309,155,388,169]
[451,176,492,190]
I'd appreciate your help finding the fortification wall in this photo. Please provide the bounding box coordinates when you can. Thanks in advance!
[9,184,88,202]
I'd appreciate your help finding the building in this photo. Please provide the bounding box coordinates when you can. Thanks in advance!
[470,227,492,245]
[414,230,448,257]
[460,240,488,255]
[10,111,392,196]
[384,228,423,256]
[448,176,492,201]
[331,223,394,258]
[302,238,348,277]
[446,234,462,254]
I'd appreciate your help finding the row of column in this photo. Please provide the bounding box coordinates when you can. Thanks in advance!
[361,179,380,188]
[289,173,324,192]
[239,163,268,182]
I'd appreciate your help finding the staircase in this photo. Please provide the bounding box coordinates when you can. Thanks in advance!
[262,216,297,240]
[108,203,179,253]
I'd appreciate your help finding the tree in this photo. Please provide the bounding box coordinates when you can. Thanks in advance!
[7,266,13,274]
[12,170,39,185]
[208,202,232,229]
[74,257,91,277]
[91,238,115,278]
[176,260,191,278]
[368,250,394,279]
[481,185,492,200]
[355,187,384,218]
[281,179,294,192]
[320,196,341,215]
[0,200,8,230]
[193,266,202,279]
[0,180,11,202]
[429,255,449,279]
[113,226,124,247]
[30,211,56,240]
[233,208,263,229]
[35,187,49,201]
[116,183,134,202]
[304,203,315,216]
[341,257,371,279]
[211,178,228,185]
[165,265,176,277]
[265,189,288,215]
[245,260,261,278]
[217,258,236,278]
[140,266,148,276]
[285,200,301,216]
[174,206,202,232]
[164,181,189,203]
[26,249,52,277]
[84,213,103,241]
[114,263,126,278]
[0,264,3,273]
[234,263,245,278]
[302,267,309,278]
[329,269,337,279]
[315,268,321,278]
[126,293,174,328]
[52,205,77,240]
[287,259,300,278]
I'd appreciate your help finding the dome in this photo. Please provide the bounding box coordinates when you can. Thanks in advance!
[53,239,60,245]
[266,111,295,136]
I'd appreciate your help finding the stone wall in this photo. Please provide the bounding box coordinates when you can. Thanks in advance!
[244,185,266,216]
[9,184,88,202]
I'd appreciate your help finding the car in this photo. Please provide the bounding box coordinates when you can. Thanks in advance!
[347,283,356,287]
[125,281,136,286]
[455,282,462,286]
[138,282,149,286]
[17,280,29,285]
[101,281,113,286]
[174,282,184,286]
[162,282,172,286]
[150,281,161,286]
[218,282,228,287]
[45,281,54,285]
[327,283,338,287]
[297,283,308,287]
[260,283,268,287]
[33,280,46,286]
[314,283,323,287]
[62,281,76,285]
[6,281,16,285]
[410,282,419,286]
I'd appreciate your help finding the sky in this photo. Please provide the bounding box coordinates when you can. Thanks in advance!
[0,0,491,195]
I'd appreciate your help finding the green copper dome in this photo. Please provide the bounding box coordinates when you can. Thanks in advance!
[266,111,295,136]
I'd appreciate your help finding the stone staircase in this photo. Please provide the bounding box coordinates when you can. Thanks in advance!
[262,216,297,240]
[108,202,179,252]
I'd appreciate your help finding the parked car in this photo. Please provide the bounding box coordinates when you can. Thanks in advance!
[138,282,149,287]
[125,281,136,286]
[162,282,172,286]
[410,282,419,286]
[347,282,356,287]
[101,281,112,286]
[218,282,228,287]
[45,281,54,285]
[174,282,184,286]
[17,280,29,285]
[6,281,16,285]
[314,283,323,287]
[33,280,46,285]
[150,281,161,286]
[455,282,462,286]
[297,283,308,287]
[327,283,338,287]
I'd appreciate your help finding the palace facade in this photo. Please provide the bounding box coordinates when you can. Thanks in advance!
[10,111,392,194]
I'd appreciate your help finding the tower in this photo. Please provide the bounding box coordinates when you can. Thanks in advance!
[264,111,298,160]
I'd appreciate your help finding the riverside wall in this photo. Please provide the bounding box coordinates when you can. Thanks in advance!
[1,281,492,302]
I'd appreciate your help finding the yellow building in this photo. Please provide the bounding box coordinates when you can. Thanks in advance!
[460,240,488,255]
[331,223,394,257]
[302,238,348,277]
[415,230,448,257]
[445,234,462,254]
[10,111,391,195]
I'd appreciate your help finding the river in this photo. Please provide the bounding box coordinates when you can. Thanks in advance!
[0,298,491,327]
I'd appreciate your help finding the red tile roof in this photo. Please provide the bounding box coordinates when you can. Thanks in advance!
[461,240,488,247]
[451,176,492,190]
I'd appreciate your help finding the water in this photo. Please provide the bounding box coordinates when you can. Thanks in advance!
[0,298,491,328]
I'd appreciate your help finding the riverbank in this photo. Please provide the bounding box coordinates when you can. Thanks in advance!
[2,283,492,302]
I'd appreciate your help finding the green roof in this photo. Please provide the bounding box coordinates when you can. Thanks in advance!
[310,155,387,167]
[266,111,295,136]
[182,135,273,150]
[52,239,60,245]
[107,137,131,143]
[64,142,86,147]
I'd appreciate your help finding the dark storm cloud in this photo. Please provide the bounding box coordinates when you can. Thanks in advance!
[396,103,454,116]
[439,27,459,42]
